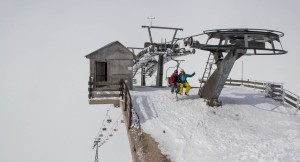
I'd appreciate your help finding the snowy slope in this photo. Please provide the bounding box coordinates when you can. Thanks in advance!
[131,86,300,162]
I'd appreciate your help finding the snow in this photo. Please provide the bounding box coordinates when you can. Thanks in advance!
[131,86,300,162]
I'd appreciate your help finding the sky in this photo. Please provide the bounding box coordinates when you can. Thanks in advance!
[0,0,299,161]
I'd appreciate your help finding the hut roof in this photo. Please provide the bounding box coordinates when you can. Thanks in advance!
[85,41,136,59]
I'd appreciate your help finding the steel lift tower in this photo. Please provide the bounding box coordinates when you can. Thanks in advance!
[132,25,196,86]
[189,28,287,106]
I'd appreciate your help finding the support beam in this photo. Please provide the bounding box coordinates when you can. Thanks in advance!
[141,67,146,86]
[171,29,178,46]
[147,28,153,45]
[199,48,246,106]
[142,25,183,31]
[156,55,164,86]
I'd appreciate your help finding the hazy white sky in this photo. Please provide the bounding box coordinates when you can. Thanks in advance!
[1,0,299,161]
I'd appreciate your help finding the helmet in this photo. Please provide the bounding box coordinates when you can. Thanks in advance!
[174,70,178,73]
[180,69,184,73]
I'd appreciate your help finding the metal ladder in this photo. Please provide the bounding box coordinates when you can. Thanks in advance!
[199,52,216,89]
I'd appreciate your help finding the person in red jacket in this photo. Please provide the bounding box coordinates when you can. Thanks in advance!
[169,69,180,94]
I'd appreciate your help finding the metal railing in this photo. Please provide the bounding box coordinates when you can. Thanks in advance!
[225,78,300,110]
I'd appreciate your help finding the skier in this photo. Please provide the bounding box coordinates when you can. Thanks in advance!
[169,69,180,94]
[179,69,195,95]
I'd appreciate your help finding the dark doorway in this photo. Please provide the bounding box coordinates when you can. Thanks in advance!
[96,62,107,82]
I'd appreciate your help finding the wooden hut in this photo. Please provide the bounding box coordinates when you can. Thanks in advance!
[86,41,135,90]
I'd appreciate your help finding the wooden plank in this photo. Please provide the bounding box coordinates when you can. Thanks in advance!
[227,79,248,83]
[89,99,120,105]
[247,81,264,85]
[285,98,298,109]
[90,88,121,91]
[272,89,283,94]
[271,92,282,98]
[88,81,120,86]
[271,84,282,88]
[224,83,242,86]
[285,93,298,102]
[244,85,265,90]
[244,85,263,89]
[226,80,264,85]
[92,94,121,98]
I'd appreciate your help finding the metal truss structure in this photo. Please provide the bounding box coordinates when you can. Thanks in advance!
[130,25,195,86]
[130,27,287,106]
[191,28,287,106]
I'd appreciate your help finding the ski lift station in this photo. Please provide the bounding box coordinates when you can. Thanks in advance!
[86,28,289,107]
[85,26,300,162]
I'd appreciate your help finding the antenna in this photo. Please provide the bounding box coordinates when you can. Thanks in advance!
[147,16,155,27]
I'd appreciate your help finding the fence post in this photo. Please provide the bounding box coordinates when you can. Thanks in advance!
[248,79,249,87]
[120,79,124,100]
[230,78,231,84]
[124,88,128,112]
[297,96,300,110]
[281,84,285,103]
[281,89,286,103]
[128,99,132,129]
[88,76,93,99]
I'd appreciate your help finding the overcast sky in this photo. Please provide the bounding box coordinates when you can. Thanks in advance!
[1,0,299,161]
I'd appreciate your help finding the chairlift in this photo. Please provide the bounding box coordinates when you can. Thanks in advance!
[107,119,112,123]
[95,137,101,142]
[165,59,185,86]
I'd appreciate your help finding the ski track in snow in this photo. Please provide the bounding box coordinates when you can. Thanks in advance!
[131,86,300,162]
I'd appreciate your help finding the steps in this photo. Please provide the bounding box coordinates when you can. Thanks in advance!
[198,52,216,96]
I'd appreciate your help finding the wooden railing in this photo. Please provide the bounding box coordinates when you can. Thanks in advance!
[88,77,122,99]
[225,78,300,110]
[88,77,140,129]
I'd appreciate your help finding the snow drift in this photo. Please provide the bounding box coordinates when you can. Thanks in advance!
[131,86,300,162]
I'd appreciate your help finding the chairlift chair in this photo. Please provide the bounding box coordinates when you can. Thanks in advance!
[107,118,112,123]
[165,59,184,87]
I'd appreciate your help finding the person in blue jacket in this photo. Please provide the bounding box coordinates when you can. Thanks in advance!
[179,69,195,95]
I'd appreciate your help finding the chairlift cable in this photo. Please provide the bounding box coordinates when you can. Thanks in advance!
[93,111,123,148]
[95,105,113,141]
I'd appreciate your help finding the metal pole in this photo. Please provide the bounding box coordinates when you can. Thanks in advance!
[94,143,99,162]
[297,96,299,109]
[171,29,178,46]
[156,55,164,86]
[147,27,153,45]
[141,67,146,86]
[242,61,244,83]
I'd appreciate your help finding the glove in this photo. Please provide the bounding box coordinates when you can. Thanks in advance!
[193,72,196,75]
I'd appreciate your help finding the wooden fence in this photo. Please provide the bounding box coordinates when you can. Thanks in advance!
[88,78,140,129]
[225,78,300,110]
